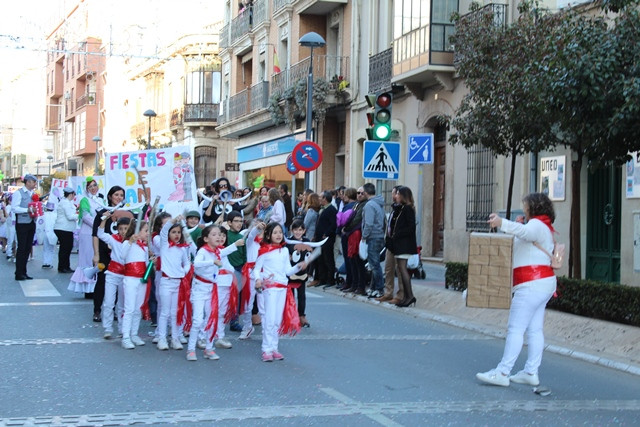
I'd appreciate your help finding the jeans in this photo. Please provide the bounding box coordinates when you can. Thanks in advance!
[366,238,385,292]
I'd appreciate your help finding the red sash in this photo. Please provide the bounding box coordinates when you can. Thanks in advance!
[107,261,125,275]
[195,274,214,284]
[155,256,162,271]
[239,261,256,314]
[177,265,194,333]
[513,265,555,286]
[205,284,219,342]
[222,271,239,324]
[124,261,146,278]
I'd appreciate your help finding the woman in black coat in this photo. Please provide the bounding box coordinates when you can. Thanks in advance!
[389,186,417,307]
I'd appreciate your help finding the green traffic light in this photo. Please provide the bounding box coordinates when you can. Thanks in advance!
[374,124,391,140]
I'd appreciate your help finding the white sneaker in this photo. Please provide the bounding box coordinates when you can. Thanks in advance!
[157,338,169,351]
[196,338,207,349]
[203,349,220,360]
[179,335,188,344]
[103,330,112,340]
[476,369,510,387]
[130,335,145,346]
[238,326,254,340]
[215,338,232,349]
[171,338,184,350]
[186,351,197,361]
[121,338,135,349]
[510,370,540,386]
[152,336,159,344]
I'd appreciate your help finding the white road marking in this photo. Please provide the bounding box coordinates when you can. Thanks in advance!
[0,301,91,307]
[19,279,61,297]
[321,387,403,427]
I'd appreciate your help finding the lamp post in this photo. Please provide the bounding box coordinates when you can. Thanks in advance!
[35,159,41,178]
[47,155,53,175]
[299,32,326,189]
[143,109,157,150]
[92,136,101,173]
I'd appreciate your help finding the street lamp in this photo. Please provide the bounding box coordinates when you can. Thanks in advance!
[35,159,41,178]
[299,32,326,189]
[143,109,157,150]
[92,135,101,172]
[47,155,53,175]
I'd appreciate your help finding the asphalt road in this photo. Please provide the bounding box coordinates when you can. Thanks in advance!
[1,246,640,426]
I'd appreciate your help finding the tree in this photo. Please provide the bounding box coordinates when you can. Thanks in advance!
[543,3,640,278]
[449,1,559,218]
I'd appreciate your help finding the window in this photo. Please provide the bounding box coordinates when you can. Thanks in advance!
[186,71,221,104]
[194,146,217,188]
[466,145,495,232]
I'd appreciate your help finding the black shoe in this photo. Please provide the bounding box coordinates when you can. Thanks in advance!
[59,268,73,273]
[15,275,33,281]
[322,283,336,289]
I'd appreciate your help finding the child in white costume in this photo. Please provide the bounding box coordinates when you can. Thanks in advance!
[254,222,306,362]
[239,220,265,339]
[156,216,193,351]
[41,202,58,269]
[186,224,224,361]
[150,212,172,343]
[214,227,245,350]
[120,219,151,350]
[97,214,130,339]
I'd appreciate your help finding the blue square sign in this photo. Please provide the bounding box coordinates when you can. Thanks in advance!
[408,133,434,164]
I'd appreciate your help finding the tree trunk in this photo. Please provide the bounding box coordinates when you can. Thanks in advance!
[569,154,582,279]
[506,148,517,219]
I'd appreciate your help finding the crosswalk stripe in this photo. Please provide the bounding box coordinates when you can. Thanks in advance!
[19,279,61,297]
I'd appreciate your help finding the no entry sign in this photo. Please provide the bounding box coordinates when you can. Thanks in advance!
[291,141,323,172]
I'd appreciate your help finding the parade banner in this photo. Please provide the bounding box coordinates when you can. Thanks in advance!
[105,145,198,215]
[50,178,70,202]
[68,175,105,204]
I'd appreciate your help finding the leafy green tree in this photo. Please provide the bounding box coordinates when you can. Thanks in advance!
[449,1,559,219]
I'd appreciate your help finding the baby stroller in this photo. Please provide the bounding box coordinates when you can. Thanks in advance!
[409,246,426,279]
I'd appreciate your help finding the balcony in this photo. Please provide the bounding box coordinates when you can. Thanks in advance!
[228,0,268,47]
[75,92,96,111]
[392,20,457,94]
[273,0,294,13]
[369,48,393,94]
[217,81,272,138]
[184,103,220,124]
[271,55,350,96]
[220,23,229,49]
[130,113,168,139]
[459,3,508,28]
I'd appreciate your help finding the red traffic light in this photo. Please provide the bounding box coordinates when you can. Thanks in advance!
[376,93,392,108]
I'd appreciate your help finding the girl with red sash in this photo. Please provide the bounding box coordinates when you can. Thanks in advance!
[150,212,171,344]
[253,222,307,362]
[477,193,557,388]
[239,220,266,339]
[120,219,151,350]
[97,214,130,340]
[186,224,224,361]
[211,228,245,351]
[156,216,193,351]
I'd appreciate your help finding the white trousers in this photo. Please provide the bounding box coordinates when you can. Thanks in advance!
[121,276,147,339]
[157,277,180,340]
[497,285,555,375]
[102,272,124,333]
[260,287,286,353]
[187,282,214,352]
[42,240,55,265]
[240,278,257,331]
[215,285,231,341]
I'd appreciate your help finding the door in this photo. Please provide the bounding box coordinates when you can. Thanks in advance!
[586,164,621,282]
[432,125,446,257]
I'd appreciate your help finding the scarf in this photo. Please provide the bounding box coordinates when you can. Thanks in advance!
[531,215,555,234]
[258,242,285,257]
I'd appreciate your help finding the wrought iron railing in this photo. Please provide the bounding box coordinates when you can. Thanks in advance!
[228,89,249,122]
[273,0,294,13]
[252,0,267,27]
[230,8,251,44]
[459,3,508,28]
[184,103,220,122]
[369,48,393,94]
[271,55,350,96]
[250,81,270,112]
[219,23,229,49]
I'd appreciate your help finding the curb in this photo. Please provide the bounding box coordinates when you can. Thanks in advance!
[314,285,640,377]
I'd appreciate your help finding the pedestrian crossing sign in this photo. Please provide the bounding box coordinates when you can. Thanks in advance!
[363,140,400,180]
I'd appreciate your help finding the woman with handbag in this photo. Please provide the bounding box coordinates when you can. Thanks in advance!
[476,192,557,387]
[389,186,417,307]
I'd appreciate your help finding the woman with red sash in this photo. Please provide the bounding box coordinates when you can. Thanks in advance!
[120,219,151,350]
[253,222,307,362]
[156,216,193,351]
[477,193,557,387]
[97,214,130,340]
[186,224,225,361]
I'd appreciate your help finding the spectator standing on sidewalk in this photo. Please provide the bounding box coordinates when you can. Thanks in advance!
[54,187,79,272]
[12,174,38,281]
[379,185,401,303]
[279,184,294,231]
[389,186,417,307]
[341,187,368,295]
[315,191,337,288]
[361,183,385,298]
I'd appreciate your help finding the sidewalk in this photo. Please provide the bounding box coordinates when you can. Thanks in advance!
[322,261,640,376]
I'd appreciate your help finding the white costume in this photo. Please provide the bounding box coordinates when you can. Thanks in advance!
[120,240,149,343]
[97,227,127,335]
[240,226,262,333]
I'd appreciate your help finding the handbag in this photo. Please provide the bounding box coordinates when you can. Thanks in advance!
[358,240,368,260]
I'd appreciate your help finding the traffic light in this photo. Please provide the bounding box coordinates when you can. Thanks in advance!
[373,92,392,140]
[365,94,376,140]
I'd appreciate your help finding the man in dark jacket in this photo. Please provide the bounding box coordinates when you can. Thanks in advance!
[279,183,294,230]
[314,191,337,288]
